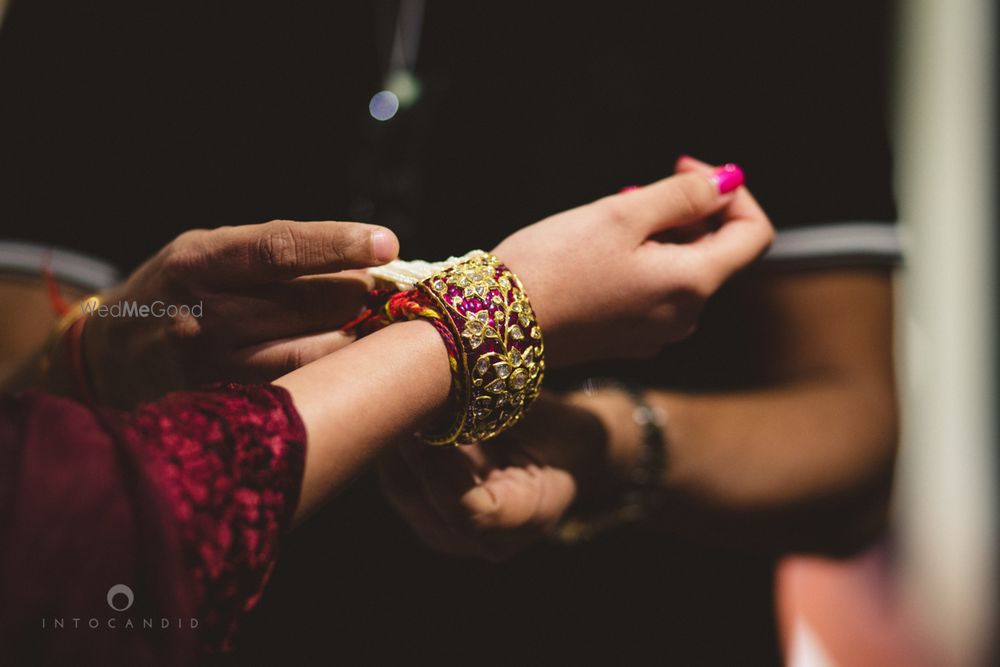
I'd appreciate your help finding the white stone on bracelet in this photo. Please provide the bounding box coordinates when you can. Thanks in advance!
[366,250,487,291]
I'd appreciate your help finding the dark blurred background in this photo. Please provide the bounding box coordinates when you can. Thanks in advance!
[0,2,899,664]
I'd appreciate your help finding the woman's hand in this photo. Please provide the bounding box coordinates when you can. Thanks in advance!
[84,220,399,407]
[492,160,773,366]
[379,159,774,557]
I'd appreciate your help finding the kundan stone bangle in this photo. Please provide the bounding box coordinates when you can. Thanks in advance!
[417,252,545,444]
[343,251,545,445]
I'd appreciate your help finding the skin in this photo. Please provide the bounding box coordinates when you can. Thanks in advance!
[0,278,88,383]
[277,319,452,522]
[11,164,768,407]
[379,157,898,559]
[3,220,400,406]
[10,161,772,524]
[643,270,896,552]
[273,165,773,520]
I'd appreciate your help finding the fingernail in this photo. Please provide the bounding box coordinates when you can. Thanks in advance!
[371,229,398,262]
[618,185,641,193]
[711,163,744,194]
[677,154,694,162]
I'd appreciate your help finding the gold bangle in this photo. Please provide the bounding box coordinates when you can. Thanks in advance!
[418,253,545,445]
[38,294,102,377]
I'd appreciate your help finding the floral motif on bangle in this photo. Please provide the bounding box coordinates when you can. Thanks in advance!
[419,253,544,444]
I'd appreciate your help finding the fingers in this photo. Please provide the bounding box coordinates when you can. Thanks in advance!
[214,273,372,345]
[417,445,571,540]
[675,154,714,174]
[603,170,738,236]
[377,447,479,558]
[394,444,523,560]
[378,440,576,561]
[635,155,774,292]
[229,328,358,380]
[675,155,769,221]
[672,155,775,289]
[481,465,576,534]
[168,220,399,287]
[688,212,775,290]
[413,446,500,531]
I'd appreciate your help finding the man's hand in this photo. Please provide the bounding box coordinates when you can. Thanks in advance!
[378,392,640,561]
[84,219,398,407]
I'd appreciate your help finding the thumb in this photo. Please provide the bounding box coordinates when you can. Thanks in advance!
[663,157,774,289]
[187,220,400,287]
[608,164,745,237]
[675,153,716,175]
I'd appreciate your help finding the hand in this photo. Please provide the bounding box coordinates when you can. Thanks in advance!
[492,158,774,366]
[379,390,641,560]
[83,219,399,407]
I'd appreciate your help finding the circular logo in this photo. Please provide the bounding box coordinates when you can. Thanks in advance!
[106,584,134,612]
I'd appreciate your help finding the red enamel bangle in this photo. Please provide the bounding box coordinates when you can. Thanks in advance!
[345,253,545,445]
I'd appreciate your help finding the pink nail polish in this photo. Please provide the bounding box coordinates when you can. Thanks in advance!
[711,163,744,194]
[619,185,641,193]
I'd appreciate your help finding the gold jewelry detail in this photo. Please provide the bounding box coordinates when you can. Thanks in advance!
[418,254,544,445]
[38,294,102,376]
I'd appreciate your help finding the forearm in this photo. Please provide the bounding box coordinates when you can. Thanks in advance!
[275,320,451,521]
[643,375,897,552]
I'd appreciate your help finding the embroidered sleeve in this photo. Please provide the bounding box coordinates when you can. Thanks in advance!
[119,383,306,651]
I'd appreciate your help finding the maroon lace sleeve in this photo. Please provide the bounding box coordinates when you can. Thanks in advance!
[0,384,305,664]
[114,383,307,652]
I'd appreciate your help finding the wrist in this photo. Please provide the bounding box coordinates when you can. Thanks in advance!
[565,387,645,500]
[553,382,669,543]
[36,295,103,402]
[80,303,110,401]
[401,319,465,433]
[368,253,546,444]
[488,242,566,366]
